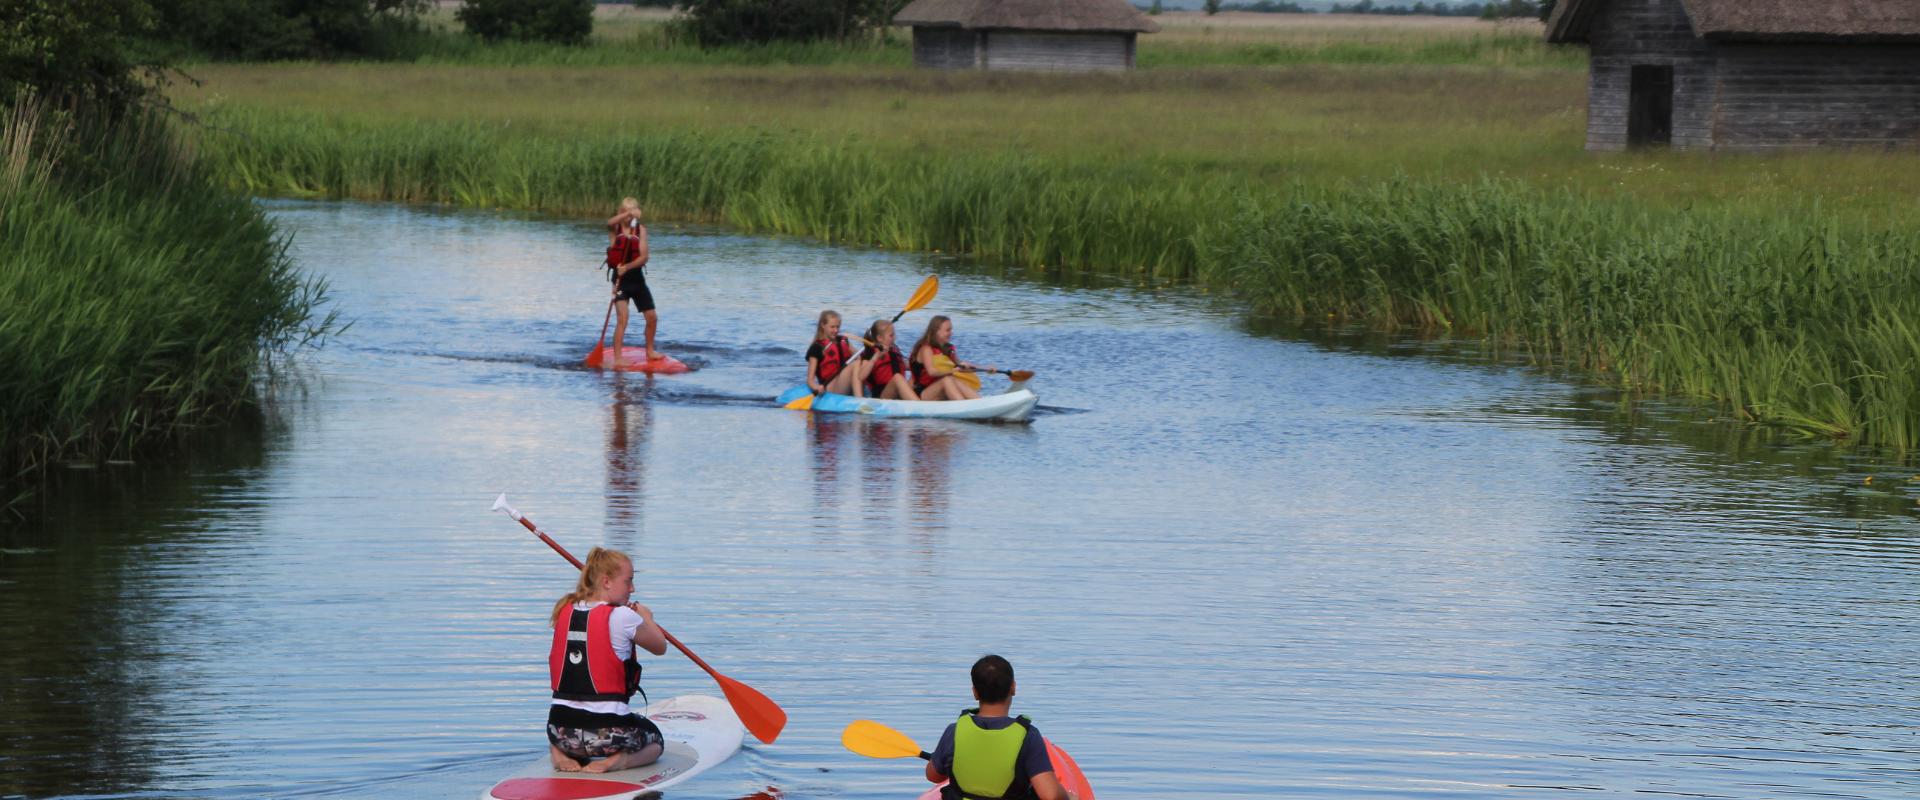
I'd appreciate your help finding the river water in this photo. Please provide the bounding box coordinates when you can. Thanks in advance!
[4,200,1918,800]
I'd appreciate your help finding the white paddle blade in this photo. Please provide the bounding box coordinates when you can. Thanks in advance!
[491,493,522,520]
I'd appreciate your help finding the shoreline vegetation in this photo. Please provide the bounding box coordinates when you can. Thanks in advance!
[173,14,1920,450]
[1,102,331,508]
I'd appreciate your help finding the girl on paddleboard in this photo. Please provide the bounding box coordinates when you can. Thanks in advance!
[806,310,861,397]
[910,316,992,402]
[606,198,662,363]
[856,319,918,401]
[547,547,668,773]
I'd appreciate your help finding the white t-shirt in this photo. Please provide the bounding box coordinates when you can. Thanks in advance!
[552,601,649,716]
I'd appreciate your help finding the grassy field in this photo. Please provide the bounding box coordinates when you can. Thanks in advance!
[167,18,1920,449]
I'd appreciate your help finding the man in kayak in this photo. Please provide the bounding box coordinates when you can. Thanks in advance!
[547,547,669,773]
[926,655,1075,800]
[606,198,662,363]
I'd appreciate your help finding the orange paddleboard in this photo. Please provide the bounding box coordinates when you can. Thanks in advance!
[585,346,690,373]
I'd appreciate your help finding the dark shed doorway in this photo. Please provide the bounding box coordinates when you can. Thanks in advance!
[1628,65,1674,147]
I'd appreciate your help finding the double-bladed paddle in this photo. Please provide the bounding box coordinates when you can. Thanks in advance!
[491,494,788,744]
[786,275,941,411]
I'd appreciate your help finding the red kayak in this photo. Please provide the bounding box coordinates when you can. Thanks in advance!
[917,739,1094,800]
[584,346,690,373]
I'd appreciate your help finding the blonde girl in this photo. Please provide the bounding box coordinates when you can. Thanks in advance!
[605,198,661,362]
[545,547,668,774]
[805,310,861,397]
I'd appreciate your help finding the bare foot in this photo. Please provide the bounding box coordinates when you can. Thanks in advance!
[579,758,613,774]
[550,746,583,772]
[646,350,664,361]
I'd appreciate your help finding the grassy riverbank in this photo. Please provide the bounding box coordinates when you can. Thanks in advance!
[169,22,1920,449]
[0,104,329,503]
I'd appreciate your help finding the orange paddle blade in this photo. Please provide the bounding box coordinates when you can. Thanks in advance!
[841,720,926,760]
[1007,370,1035,382]
[784,393,816,411]
[585,343,605,367]
[716,672,788,744]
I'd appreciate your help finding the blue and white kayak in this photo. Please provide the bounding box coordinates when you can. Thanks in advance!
[776,385,1038,422]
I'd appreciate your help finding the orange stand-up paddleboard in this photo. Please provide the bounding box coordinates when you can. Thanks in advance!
[585,346,690,373]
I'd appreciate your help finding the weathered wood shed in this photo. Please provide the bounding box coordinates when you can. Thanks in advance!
[893,0,1159,73]
[1547,0,1920,150]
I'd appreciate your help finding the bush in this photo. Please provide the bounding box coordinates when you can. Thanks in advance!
[140,0,428,60]
[673,0,902,47]
[457,0,594,44]
[0,0,166,113]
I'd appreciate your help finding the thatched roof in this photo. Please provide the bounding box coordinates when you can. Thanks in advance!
[1548,0,1920,43]
[894,0,1161,34]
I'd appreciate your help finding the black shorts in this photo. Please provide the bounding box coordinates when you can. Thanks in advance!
[617,272,656,313]
[546,705,664,764]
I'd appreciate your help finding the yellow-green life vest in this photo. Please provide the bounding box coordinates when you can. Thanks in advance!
[949,710,1033,800]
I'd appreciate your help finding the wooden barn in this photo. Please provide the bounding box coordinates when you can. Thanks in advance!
[1546,0,1920,151]
[892,0,1159,73]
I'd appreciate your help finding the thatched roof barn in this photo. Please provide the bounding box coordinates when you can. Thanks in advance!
[1547,0,1920,150]
[893,0,1160,72]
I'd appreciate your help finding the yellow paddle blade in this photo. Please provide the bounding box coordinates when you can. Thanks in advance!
[784,393,815,411]
[841,720,924,760]
[934,354,983,391]
[900,275,939,318]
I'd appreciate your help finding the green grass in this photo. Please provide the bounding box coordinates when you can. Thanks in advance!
[166,28,1920,450]
[0,102,331,500]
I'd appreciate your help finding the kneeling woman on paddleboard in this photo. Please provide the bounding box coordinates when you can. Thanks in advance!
[856,320,919,401]
[547,547,668,774]
[911,316,991,402]
[806,310,861,397]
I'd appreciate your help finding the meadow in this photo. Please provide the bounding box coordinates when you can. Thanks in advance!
[170,13,1920,449]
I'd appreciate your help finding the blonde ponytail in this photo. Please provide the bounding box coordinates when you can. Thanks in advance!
[551,547,633,626]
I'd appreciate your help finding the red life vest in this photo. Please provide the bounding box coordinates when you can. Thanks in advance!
[605,233,642,279]
[814,335,853,383]
[911,342,957,389]
[863,345,909,393]
[549,604,641,703]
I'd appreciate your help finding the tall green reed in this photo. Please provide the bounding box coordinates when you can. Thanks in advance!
[0,101,332,496]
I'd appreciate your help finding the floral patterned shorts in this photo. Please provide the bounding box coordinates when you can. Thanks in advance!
[546,708,664,764]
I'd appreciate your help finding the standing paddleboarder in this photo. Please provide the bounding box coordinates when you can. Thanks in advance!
[606,198,662,363]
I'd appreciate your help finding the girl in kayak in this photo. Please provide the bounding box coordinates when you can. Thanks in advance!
[547,547,668,774]
[926,655,1074,800]
[855,320,919,401]
[910,315,992,402]
[606,198,662,363]
[806,310,861,397]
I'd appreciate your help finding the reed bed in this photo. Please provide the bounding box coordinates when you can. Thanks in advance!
[0,103,329,497]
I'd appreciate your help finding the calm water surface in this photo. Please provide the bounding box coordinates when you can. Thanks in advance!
[4,201,1918,799]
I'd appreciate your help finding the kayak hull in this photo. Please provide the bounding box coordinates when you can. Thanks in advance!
[586,346,690,373]
[776,386,1037,422]
[484,695,743,800]
[916,739,1094,800]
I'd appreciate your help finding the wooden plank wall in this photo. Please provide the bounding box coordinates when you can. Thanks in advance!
[981,32,1134,72]
[1711,44,1920,150]
[913,28,981,70]
[1585,0,1715,150]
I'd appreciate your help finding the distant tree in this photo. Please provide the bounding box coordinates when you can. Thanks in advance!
[1539,0,1556,21]
[144,0,428,60]
[1149,0,1163,14]
[1204,0,1222,14]
[458,0,594,44]
[673,0,903,47]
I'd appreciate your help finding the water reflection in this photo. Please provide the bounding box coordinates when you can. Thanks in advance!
[604,372,653,543]
[808,414,849,525]
[0,410,276,798]
[860,421,899,527]
[907,426,961,531]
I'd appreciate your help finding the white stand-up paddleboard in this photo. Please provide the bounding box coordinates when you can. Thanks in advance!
[485,695,744,800]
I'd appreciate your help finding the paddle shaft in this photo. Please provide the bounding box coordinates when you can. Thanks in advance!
[503,512,713,677]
